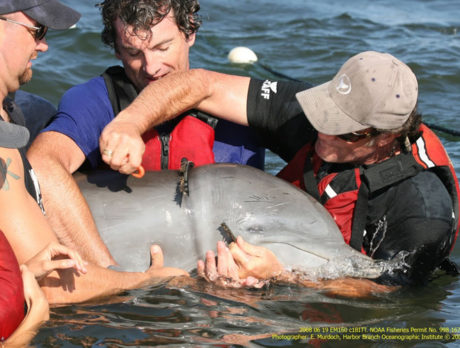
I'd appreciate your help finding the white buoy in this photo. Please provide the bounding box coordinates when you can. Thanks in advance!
[228,46,258,64]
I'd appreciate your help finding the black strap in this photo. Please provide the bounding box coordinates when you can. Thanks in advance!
[303,155,320,201]
[189,110,218,129]
[361,152,423,193]
[349,175,369,251]
[102,66,138,115]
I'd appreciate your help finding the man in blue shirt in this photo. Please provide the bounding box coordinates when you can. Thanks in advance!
[27,0,264,268]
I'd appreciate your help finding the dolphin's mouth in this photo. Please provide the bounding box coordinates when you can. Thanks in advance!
[259,239,393,281]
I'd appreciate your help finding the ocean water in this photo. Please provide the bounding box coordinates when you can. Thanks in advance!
[23,0,460,346]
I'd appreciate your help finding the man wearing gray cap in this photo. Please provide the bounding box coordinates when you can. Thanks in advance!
[0,0,187,305]
[100,51,459,295]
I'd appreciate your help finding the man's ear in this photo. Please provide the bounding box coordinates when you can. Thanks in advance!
[186,32,196,47]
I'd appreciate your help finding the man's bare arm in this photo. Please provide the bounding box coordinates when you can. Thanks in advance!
[2,148,187,304]
[39,244,187,305]
[100,69,251,174]
[27,131,116,267]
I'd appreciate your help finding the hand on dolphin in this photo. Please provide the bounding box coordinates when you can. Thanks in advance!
[147,245,189,278]
[99,119,145,175]
[229,236,284,280]
[228,239,396,296]
[197,240,268,289]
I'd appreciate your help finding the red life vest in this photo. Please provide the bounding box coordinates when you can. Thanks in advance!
[277,124,460,253]
[102,66,216,170]
[141,114,215,170]
[0,230,25,340]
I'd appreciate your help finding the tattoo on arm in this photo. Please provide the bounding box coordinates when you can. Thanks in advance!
[0,157,20,191]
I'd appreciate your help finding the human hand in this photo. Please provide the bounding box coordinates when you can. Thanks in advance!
[3,266,49,347]
[20,265,49,321]
[197,241,267,288]
[145,245,189,279]
[25,242,88,281]
[99,119,145,174]
[228,236,284,280]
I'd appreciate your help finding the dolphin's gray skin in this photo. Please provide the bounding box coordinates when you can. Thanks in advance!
[75,164,384,278]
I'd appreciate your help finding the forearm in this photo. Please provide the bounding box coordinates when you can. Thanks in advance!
[113,69,209,133]
[276,271,395,297]
[39,245,188,305]
[99,69,250,173]
[39,263,151,305]
[116,69,250,132]
[41,163,114,266]
[28,143,116,267]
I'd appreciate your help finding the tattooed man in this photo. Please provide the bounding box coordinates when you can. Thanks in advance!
[0,0,186,306]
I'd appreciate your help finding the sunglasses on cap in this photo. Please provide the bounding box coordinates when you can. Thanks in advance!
[337,128,380,143]
[0,17,48,41]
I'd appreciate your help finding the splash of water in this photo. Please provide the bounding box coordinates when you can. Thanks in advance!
[293,250,411,281]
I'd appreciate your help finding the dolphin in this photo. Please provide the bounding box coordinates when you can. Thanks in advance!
[75,164,388,279]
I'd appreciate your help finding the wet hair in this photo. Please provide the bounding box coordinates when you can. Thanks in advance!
[99,0,201,51]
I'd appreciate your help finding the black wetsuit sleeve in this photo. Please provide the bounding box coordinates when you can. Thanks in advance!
[246,79,316,162]
[365,171,455,286]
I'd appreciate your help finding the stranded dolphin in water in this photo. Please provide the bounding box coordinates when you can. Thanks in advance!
[75,164,391,279]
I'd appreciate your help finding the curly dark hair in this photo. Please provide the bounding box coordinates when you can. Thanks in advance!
[99,0,201,51]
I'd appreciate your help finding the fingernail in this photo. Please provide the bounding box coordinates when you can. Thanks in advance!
[152,245,159,253]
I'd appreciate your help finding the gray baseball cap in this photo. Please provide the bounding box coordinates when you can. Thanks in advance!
[0,0,80,29]
[296,51,418,135]
[0,121,30,149]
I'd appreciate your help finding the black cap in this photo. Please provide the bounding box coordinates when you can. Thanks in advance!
[0,121,30,149]
[0,0,81,29]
